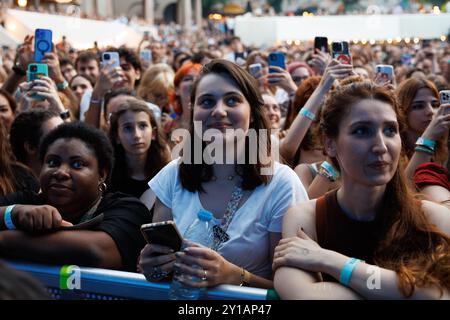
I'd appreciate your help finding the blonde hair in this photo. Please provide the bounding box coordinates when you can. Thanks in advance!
[137,63,174,109]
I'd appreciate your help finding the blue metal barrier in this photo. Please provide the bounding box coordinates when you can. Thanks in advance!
[7,260,269,300]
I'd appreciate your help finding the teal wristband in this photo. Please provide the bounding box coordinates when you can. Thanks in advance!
[4,205,17,230]
[299,108,316,121]
[415,137,435,151]
[321,161,339,181]
[415,146,434,155]
[339,258,362,286]
[56,80,69,90]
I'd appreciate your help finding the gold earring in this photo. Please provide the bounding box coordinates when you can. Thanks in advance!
[98,182,107,193]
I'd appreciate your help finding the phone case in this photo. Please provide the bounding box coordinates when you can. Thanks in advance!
[101,52,120,68]
[440,91,450,104]
[141,221,183,252]
[27,64,48,100]
[268,52,286,73]
[314,37,329,53]
[34,29,52,62]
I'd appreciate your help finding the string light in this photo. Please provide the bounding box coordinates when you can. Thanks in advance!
[404,37,411,44]
[413,37,420,44]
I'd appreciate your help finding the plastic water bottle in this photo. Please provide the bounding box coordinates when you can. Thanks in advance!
[169,210,215,300]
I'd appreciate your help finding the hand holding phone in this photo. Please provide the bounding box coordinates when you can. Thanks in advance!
[34,29,52,63]
[375,65,394,83]
[249,63,262,78]
[331,41,351,65]
[141,221,183,252]
[27,63,48,100]
[440,90,450,115]
[101,51,120,69]
[268,52,286,73]
[314,37,329,53]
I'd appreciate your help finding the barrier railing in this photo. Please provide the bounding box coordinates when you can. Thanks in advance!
[7,260,270,300]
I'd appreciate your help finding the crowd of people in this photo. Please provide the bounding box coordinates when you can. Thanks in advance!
[0,17,450,299]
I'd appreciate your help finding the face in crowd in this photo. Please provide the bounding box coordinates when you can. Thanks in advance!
[116,110,154,157]
[70,75,93,101]
[407,87,439,135]
[77,58,100,80]
[262,94,281,130]
[193,72,252,145]
[0,93,15,132]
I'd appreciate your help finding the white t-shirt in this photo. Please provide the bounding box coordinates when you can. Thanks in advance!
[149,159,309,278]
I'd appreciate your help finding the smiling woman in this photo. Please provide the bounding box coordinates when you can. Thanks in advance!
[0,122,151,272]
[139,60,309,290]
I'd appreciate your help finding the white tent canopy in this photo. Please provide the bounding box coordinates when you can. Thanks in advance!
[1,9,145,49]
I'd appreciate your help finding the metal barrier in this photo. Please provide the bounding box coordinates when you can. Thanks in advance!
[7,260,269,300]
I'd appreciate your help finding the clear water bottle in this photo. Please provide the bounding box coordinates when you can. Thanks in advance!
[168,209,215,300]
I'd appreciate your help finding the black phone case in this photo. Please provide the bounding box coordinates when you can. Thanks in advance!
[141,223,183,252]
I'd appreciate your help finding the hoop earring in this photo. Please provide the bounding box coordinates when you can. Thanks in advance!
[98,182,107,193]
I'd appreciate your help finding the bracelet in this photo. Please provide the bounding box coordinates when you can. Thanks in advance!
[56,80,69,90]
[318,161,339,182]
[90,98,103,105]
[239,268,251,287]
[4,205,17,230]
[415,137,436,151]
[415,146,434,155]
[299,108,316,121]
[339,258,362,286]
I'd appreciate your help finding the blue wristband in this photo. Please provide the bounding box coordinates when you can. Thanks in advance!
[4,205,17,230]
[416,137,436,151]
[321,161,339,181]
[299,108,316,121]
[339,258,362,286]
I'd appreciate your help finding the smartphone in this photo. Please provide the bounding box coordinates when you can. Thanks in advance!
[34,28,52,62]
[268,52,286,73]
[249,63,262,78]
[314,36,329,53]
[27,63,48,100]
[440,90,450,113]
[140,220,183,252]
[376,65,394,82]
[331,41,351,65]
[101,51,120,69]
[140,49,152,63]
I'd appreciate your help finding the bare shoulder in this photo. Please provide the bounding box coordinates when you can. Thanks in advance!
[294,163,314,187]
[421,200,450,235]
[282,199,317,240]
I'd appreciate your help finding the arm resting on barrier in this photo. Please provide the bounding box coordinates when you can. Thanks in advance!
[0,229,122,270]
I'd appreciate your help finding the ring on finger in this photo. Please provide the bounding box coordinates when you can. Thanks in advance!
[201,269,207,281]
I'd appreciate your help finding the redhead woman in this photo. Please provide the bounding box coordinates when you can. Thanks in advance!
[274,81,450,299]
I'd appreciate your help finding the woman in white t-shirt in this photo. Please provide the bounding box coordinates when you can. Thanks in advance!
[139,59,308,289]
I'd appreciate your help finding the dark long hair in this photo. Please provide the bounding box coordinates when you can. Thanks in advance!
[179,59,273,192]
[397,78,448,165]
[320,81,450,297]
[109,98,171,185]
